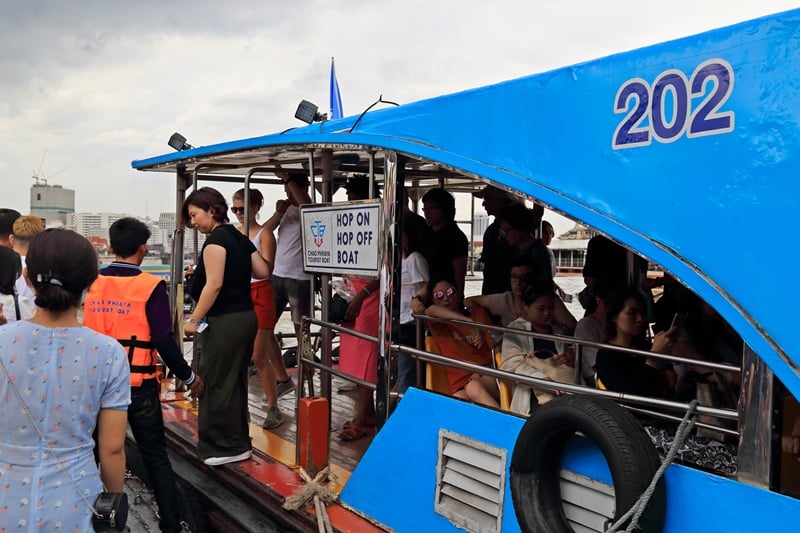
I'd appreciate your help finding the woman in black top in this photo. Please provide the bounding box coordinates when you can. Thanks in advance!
[595,286,677,398]
[183,187,270,466]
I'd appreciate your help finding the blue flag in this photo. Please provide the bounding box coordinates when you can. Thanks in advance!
[330,57,343,119]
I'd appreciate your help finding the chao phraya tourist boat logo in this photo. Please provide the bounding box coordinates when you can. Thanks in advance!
[310,220,326,247]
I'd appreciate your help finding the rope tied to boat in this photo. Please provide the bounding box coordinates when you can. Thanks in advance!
[606,400,699,533]
[283,465,337,533]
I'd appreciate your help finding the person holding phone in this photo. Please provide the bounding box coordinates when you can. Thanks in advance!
[595,286,680,398]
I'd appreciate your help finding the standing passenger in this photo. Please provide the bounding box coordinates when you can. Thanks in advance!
[421,188,469,299]
[396,217,430,393]
[474,185,516,296]
[11,215,45,308]
[0,208,20,248]
[0,228,129,531]
[231,188,291,429]
[269,171,312,392]
[83,217,204,532]
[0,247,34,321]
[182,187,270,466]
[337,175,381,440]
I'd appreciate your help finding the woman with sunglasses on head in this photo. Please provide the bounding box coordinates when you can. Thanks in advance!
[182,187,271,465]
[231,187,293,430]
[0,228,130,531]
[425,274,500,408]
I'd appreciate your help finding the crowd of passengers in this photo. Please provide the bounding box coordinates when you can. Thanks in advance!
[388,183,760,473]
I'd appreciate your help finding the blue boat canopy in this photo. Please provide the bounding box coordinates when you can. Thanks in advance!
[134,8,800,395]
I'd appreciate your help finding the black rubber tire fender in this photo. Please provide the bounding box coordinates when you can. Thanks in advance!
[510,394,666,533]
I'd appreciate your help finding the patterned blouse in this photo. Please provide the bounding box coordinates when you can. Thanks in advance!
[0,321,130,531]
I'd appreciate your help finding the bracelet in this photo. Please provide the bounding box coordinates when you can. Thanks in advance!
[186,318,200,326]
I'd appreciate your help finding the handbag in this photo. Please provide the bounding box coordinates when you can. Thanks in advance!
[0,354,128,531]
[329,293,350,324]
[92,492,129,531]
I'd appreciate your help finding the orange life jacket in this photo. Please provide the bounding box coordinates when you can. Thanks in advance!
[83,272,161,387]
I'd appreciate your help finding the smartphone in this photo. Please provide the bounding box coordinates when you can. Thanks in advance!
[670,312,687,330]
[196,320,209,333]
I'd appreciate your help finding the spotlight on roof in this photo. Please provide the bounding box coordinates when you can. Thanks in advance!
[295,100,327,124]
[167,132,193,151]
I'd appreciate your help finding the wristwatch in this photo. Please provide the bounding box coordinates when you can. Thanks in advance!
[186,317,200,326]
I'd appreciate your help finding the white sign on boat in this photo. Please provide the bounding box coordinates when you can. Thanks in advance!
[300,200,381,276]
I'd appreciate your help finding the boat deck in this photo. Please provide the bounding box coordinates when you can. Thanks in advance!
[124,364,383,532]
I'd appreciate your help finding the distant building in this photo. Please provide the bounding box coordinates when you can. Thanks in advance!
[30,183,75,226]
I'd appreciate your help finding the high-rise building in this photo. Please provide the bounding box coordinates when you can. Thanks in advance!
[30,183,75,226]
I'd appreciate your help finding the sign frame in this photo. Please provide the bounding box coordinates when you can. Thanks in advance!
[300,200,382,277]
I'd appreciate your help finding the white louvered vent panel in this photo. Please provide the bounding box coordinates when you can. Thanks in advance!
[560,469,615,533]
[435,429,507,533]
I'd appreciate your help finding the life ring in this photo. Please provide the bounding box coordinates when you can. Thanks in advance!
[510,394,666,533]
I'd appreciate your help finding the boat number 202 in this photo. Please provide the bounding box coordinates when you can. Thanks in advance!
[612,59,734,149]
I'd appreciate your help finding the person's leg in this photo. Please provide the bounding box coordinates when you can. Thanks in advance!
[197,310,257,460]
[464,376,501,408]
[254,328,279,405]
[128,380,182,533]
[396,322,418,393]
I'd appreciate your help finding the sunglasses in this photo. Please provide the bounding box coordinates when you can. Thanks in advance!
[432,286,457,300]
[231,206,245,214]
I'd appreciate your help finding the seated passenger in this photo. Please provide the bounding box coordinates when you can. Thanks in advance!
[595,286,679,398]
[501,281,576,415]
[425,275,500,408]
[465,256,537,327]
[573,282,615,387]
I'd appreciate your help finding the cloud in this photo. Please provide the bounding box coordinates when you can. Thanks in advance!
[0,0,797,226]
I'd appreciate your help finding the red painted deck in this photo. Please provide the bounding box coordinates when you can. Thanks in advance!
[158,367,386,532]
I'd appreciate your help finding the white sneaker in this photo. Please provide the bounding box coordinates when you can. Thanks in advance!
[202,450,251,466]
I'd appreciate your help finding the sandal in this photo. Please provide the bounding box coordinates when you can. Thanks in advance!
[337,420,374,441]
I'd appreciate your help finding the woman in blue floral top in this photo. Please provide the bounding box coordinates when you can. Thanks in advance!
[0,228,130,531]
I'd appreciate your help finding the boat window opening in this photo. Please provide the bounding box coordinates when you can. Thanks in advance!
[774,377,800,498]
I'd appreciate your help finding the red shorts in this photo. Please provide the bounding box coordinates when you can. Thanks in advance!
[251,279,277,329]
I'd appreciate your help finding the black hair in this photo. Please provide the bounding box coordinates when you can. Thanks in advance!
[109,217,151,258]
[233,187,264,208]
[521,279,556,306]
[498,203,535,232]
[285,171,310,188]
[582,281,616,315]
[421,188,456,221]
[0,247,22,296]
[0,208,21,240]
[27,228,98,313]
[345,174,380,200]
[603,285,649,348]
[427,272,458,303]
[181,187,230,228]
[402,217,422,255]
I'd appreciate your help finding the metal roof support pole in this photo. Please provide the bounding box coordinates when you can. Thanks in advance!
[319,149,334,410]
[376,151,405,427]
[737,344,774,488]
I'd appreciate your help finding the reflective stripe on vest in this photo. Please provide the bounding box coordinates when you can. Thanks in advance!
[83,272,162,387]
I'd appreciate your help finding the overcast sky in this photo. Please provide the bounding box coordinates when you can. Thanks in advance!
[1,0,797,236]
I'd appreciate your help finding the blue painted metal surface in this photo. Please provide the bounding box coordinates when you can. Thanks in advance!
[134,9,800,395]
[342,389,800,532]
